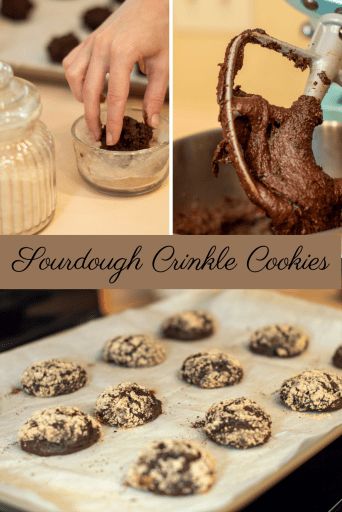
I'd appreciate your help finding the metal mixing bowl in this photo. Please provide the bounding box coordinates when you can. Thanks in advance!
[173,123,342,234]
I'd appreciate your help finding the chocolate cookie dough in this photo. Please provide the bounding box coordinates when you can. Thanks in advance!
[47,33,80,64]
[249,324,309,358]
[213,29,342,234]
[21,359,87,397]
[100,116,153,151]
[174,198,270,235]
[82,7,112,31]
[162,311,215,341]
[181,352,243,389]
[1,0,33,20]
[203,397,272,448]
[95,382,162,428]
[332,346,342,369]
[126,440,216,496]
[280,370,342,412]
[103,335,166,368]
[19,406,101,456]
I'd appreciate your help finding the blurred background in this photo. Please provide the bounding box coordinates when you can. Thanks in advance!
[174,0,311,138]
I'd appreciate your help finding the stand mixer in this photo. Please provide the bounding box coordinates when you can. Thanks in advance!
[287,0,342,121]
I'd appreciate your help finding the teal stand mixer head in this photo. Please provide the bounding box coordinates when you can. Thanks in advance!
[287,0,342,121]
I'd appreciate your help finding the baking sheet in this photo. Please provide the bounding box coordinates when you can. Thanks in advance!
[0,0,146,92]
[0,290,341,512]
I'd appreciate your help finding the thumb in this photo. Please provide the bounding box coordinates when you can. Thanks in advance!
[143,56,168,128]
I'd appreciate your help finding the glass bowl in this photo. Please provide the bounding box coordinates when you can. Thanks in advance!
[71,107,169,196]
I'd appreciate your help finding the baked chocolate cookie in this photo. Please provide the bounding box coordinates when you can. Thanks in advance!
[126,440,216,496]
[162,311,215,341]
[181,352,243,389]
[100,117,153,151]
[19,406,101,456]
[95,382,162,428]
[332,346,342,369]
[203,397,272,448]
[1,0,33,20]
[47,33,80,64]
[103,335,166,368]
[82,7,112,31]
[249,324,309,358]
[21,359,87,397]
[280,370,342,412]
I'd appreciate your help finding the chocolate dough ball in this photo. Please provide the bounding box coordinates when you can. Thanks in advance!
[21,359,87,397]
[103,334,166,368]
[83,7,112,31]
[19,406,101,456]
[126,440,216,496]
[332,346,342,369]
[95,382,162,428]
[249,324,309,358]
[1,0,34,20]
[161,311,215,341]
[181,352,243,389]
[280,370,342,412]
[203,397,272,448]
[100,116,153,151]
[47,33,80,64]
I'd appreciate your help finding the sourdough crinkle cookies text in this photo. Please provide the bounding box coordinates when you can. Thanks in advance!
[126,440,216,495]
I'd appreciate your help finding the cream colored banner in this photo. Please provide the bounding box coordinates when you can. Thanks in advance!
[0,236,340,289]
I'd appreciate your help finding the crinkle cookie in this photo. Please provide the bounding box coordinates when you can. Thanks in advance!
[181,352,243,389]
[126,439,216,495]
[332,346,342,369]
[161,310,215,340]
[21,359,87,397]
[203,397,272,448]
[19,406,101,456]
[103,335,166,368]
[249,324,309,358]
[95,382,162,428]
[280,370,342,412]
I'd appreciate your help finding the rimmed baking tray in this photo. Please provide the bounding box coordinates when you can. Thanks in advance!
[0,0,146,95]
[0,290,341,512]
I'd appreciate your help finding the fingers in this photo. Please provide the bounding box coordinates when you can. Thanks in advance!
[82,47,108,140]
[63,39,93,102]
[106,51,133,145]
[143,56,168,128]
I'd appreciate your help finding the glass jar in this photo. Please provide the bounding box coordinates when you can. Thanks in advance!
[0,62,56,235]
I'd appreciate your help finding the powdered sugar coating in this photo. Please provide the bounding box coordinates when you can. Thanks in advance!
[103,335,166,368]
[21,359,87,397]
[126,439,216,495]
[249,324,309,358]
[162,310,215,340]
[181,352,243,388]
[280,370,342,412]
[19,406,101,456]
[95,382,162,428]
[203,397,272,448]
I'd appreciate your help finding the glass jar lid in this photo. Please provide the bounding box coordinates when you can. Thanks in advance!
[0,61,41,131]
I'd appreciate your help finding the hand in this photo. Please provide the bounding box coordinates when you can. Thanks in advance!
[63,0,169,145]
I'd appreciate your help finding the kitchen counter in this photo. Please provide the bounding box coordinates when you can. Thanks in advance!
[36,80,169,235]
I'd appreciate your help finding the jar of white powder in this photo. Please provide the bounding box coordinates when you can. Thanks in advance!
[0,62,56,234]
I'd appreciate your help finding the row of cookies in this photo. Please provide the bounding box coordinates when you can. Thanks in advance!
[15,310,342,498]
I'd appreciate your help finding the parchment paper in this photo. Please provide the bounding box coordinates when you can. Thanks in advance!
[0,290,341,512]
[0,0,146,89]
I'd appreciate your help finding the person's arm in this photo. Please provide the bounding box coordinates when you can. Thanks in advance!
[63,0,169,145]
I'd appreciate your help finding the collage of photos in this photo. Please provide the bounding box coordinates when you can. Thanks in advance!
[0,1,341,512]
